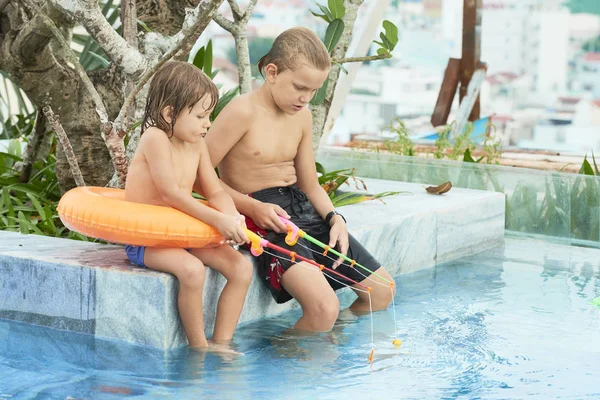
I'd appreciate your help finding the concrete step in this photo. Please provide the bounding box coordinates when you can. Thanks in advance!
[0,179,505,349]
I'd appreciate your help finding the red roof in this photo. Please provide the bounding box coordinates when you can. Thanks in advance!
[491,114,513,122]
[558,96,581,105]
[593,100,600,108]
[583,53,600,63]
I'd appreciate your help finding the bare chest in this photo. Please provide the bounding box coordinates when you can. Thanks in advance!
[235,119,303,164]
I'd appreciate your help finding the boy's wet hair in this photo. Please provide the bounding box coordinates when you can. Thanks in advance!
[142,61,218,136]
[257,27,331,77]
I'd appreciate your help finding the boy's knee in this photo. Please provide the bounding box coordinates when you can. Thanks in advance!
[372,287,394,310]
[231,257,253,287]
[179,262,206,290]
[309,297,340,329]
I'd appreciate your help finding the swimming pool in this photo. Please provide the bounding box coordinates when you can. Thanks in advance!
[1,238,599,399]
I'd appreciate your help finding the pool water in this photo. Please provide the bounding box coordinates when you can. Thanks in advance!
[1,238,599,399]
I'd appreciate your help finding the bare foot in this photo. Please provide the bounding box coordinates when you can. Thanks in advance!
[207,340,244,356]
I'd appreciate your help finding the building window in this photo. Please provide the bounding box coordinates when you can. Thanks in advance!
[380,103,396,122]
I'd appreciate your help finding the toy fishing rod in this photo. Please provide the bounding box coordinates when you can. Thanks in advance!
[277,216,394,287]
[244,229,370,291]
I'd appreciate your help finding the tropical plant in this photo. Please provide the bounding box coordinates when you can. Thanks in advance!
[0,139,92,240]
[383,117,414,156]
[570,154,600,243]
[316,162,407,207]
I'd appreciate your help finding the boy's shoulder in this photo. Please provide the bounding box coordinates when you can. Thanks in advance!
[223,92,256,119]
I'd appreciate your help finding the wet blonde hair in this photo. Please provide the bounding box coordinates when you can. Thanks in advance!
[257,27,331,77]
[142,61,218,137]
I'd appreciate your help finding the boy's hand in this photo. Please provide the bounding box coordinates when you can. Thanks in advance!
[328,217,349,269]
[251,202,290,233]
[215,214,249,245]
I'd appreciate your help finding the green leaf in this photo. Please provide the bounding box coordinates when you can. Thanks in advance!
[193,47,205,71]
[136,19,152,32]
[26,193,46,220]
[310,11,331,23]
[373,40,385,47]
[2,187,15,223]
[314,2,334,22]
[204,40,213,77]
[579,156,595,176]
[382,20,399,49]
[592,151,600,175]
[315,162,326,176]
[328,0,345,18]
[86,51,110,69]
[310,78,329,106]
[323,19,345,52]
[377,48,389,56]
[17,211,30,235]
[211,86,240,121]
[463,148,475,162]
[379,32,393,50]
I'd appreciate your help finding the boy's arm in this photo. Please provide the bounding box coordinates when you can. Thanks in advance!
[143,129,246,244]
[295,109,348,266]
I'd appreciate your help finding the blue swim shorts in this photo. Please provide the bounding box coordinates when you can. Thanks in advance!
[125,245,146,267]
[125,245,192,268]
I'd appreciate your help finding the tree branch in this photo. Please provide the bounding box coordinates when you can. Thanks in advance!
[22,0,109,125]
[43,106,86,187]
[120,0,138,48]
[227,0,242,20]
[49,0,147,76]
[116,0,224,132]
[311,0,365,151]
[213,12,235,32]
[214,0,258,94]
[333,53,391,64]
[19,110,46,183]
[241,0,257,21]
[23,0,129,188]
[120,0,138,123]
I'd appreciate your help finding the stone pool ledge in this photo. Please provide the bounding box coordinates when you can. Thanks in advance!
[0,179,505,349]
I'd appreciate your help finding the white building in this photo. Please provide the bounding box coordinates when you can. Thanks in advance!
[442,0,569,100]
[329,64,443,143]
[573,52,600,98]
[518,97,600,153]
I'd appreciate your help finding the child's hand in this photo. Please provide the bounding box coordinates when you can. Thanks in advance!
[215,214,249,245]
[251,202,290,233]
[328,218,349,269]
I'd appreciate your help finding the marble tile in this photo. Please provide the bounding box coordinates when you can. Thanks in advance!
[0,178,506,349]
[436,191,506,264]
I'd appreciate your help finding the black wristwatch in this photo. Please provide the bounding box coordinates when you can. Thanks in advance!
[325,210,346,224]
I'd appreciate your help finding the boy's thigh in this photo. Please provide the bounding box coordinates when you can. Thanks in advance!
[280,262,338,307]
[189,245,249,276]
[314,233,382,290]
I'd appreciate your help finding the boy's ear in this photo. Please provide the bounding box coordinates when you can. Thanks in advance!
[161,106,173,123]
[265,63,278,83]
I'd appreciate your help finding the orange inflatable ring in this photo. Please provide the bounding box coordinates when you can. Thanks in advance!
[57,186,224,248]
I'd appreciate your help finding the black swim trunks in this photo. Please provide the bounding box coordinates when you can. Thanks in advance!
[245,185,381,304]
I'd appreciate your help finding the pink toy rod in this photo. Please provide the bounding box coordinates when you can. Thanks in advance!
[244,229,370,291]
[276,216,394,286]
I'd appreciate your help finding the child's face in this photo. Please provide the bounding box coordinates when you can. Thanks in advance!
[170,95,214,142]
[269,62,329,115]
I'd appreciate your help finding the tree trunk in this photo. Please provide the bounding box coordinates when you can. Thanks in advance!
[310,0,364,152]
[234,29,252,94]
[0,3,114,191]
[137,0,201,36]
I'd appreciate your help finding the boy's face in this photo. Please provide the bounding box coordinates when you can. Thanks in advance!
[269,63,329,115]
[170,94,214,142]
